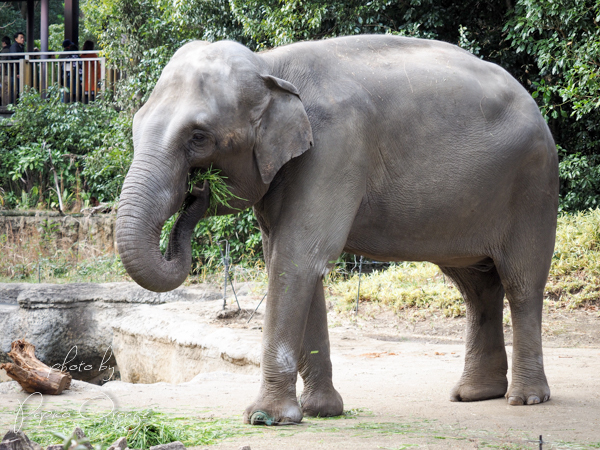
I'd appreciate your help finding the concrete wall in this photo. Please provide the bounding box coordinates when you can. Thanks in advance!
[0,210,117,257]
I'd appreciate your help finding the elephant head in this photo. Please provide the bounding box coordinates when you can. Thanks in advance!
[116,41,313,292]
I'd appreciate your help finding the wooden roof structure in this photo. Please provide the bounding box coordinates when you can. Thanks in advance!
[0,0,79,52]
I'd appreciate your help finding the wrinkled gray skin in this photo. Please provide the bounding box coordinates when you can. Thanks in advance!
[116,35,558,425]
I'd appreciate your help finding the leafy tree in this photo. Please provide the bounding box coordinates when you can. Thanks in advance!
[82,0,245,108]
[506,0,600,210]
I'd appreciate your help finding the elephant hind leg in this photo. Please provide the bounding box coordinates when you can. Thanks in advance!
[493,230,553,406]
[440,264,508,402]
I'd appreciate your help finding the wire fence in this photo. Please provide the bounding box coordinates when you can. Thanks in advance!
[213,240,398,320]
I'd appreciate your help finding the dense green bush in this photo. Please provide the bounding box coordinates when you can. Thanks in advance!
[160,209,263,273]
[0,87,132,209]
[505,0,600,211]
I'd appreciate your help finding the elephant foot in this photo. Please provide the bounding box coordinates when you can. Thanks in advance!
[299,385,344,417]
[243,396,303,425]
[505,380,550,405]
[450,375,508,402]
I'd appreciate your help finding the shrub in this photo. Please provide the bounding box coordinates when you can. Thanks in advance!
[0,87,132,210]
[160,208,263,274]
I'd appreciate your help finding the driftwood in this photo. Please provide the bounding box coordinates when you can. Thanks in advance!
[0,339,71,394]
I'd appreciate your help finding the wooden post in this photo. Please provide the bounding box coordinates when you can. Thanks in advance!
[23,59,32,91]
[64,0,80,47]
[26,0,35,53]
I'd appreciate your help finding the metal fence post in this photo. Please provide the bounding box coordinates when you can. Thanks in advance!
[218,240,241,310]
[355,255,363,314]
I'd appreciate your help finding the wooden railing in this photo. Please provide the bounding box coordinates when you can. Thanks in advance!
[0,50,122,110]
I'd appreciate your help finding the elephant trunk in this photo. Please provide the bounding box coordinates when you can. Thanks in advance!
[116,152,209,292]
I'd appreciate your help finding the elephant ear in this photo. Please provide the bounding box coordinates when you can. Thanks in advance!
[254,75,313,184]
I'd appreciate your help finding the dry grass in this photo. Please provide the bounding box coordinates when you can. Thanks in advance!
[2,209,599,317]
[328,209,600,317]
[546,208,600,309]
[327,262,465,317]
[0,216,128,283]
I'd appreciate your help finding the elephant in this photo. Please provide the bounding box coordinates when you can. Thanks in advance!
[116,35,558,425]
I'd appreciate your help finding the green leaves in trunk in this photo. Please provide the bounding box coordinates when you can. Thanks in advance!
[188,166,243,215]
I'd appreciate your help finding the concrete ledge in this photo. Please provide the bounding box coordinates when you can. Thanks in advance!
[113,303,262,384]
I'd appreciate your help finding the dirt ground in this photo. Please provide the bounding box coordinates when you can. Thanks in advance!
[1,293,599,450]
[205,302,600,449]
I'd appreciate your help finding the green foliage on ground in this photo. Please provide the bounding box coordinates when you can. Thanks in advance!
[547,208,600,308]
[19,408,256,449]
[329,261,465,318]
[0,254,130,284]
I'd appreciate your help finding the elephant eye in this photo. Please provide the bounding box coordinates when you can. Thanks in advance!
[191,131,208,145]
[188,130,215,158]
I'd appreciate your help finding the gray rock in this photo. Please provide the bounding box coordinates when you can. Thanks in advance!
[46,445,64,450]
[0,431,42,450]
[148,442,186,450]
[106,437,127,450]
[0,284,23,305]
[0,381,21,394]
[238,446,251,450]
[0,283,221,382]
[73,428,92,450]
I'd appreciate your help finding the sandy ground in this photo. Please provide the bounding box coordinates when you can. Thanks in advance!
[1,291,599,450]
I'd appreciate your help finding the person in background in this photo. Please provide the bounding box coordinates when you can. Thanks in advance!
[62,39,80,101]
[1,36,10,58]
[7,32,24,103]
[0,36,9,104]
[81,40,101,103]
[9,32,24,58]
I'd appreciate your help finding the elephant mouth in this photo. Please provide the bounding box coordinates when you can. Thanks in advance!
[185,167,212,205]
[185,166,245,215]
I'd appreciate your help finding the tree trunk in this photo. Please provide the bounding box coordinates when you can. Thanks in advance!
[0,339,71,394]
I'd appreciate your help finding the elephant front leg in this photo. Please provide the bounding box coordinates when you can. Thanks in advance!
[298,278,344,417]
[243,271,317,425]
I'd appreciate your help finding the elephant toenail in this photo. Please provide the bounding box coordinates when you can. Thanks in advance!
[543,395,549,402]
[508,396,524,405]
[527,395,540,404]
[250,411,273,425]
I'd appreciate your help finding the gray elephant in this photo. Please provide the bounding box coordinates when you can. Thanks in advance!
[116,35,558,425]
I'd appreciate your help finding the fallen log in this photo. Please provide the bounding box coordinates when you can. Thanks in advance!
[0,339,71,394]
